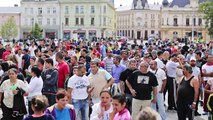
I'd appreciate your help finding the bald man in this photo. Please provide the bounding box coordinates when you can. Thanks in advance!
[126,61,158,119]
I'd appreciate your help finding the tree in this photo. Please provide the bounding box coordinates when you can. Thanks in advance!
[199,1,213,36]
[30,22,43,39]
[0,16,18,40]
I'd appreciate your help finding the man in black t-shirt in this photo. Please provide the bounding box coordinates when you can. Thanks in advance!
[22,49,31,77]
[126,61,158,119]
[120,59,138,113]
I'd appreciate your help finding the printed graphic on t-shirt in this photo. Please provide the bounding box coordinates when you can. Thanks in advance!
[137,75,149,84]
[75,80,88,89]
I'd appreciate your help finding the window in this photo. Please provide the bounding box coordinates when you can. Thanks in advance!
[38,8,42,14]
[65,6,69,14]
[53,7,56,14]
[31,18,34,25]
[30,8,33,14]
[65,18,69,25]
[47,18,50,25]
[103,17,106,26]
[91,6,95,13]
[80,6,84,14]
[144,22,147,27]
[186,18,190,26]
[193,18,196,26]
[103,6,106,13]
[91,17,95,25]
[25,8,28,14]
[38,18,42,25]
[75,18,79,25]
[151,30,155,34]
[47,8,50,14]
[198,18,202,26]
[53,18,56,25]
[162,18,164,25]
[151,20,155,27]
[173,18,178,26]
[25,18,28,25]
[75,6,79,14]
[80,17,84,25]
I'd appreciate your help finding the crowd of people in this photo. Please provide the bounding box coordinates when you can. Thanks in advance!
[0,38,212,120]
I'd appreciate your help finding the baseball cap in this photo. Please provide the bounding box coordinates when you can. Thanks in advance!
[190,57,196,61]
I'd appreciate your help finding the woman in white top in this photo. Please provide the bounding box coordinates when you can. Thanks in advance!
[0,68,28,120]
[90,90,113,120]
[28,65,43,114]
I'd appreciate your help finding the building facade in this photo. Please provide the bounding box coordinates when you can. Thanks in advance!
[20,0,60,39]
[116,0,161,39]
[161,0,210,41]
[0,7,21,40]
[59,0,116,40]
[20,0,116,40]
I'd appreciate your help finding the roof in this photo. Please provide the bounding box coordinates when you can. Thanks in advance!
[169,0,208,7]
[116,6,131,11]
[132,0,148,8]
[0,7,21,13]
[116,4,161,11]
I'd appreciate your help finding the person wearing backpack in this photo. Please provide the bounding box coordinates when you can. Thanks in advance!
[41,58,58,106]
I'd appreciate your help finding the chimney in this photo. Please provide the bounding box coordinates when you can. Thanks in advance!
[14,4,18,7]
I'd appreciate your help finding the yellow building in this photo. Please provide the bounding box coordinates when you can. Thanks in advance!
[161,0,210,42]
[59,0,116,40]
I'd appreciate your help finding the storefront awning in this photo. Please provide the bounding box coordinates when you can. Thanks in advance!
[73,30,86,33]
[63,30,71,33]
[89,30,96,33]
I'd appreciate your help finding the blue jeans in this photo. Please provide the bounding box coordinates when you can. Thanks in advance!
[152,92,167,120]
[72,99,89,120]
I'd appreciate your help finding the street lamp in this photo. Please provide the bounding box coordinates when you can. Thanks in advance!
[192,7,196,42]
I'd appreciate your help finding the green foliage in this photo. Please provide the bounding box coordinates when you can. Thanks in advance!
[30,22,43,39]
[0,16,18,39]
[199,1,213,35]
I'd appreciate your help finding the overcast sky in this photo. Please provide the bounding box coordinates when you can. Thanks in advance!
[0,0,173,8]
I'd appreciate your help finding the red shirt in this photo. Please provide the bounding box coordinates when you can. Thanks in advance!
[56,61,70,88]
[2,50,11,60]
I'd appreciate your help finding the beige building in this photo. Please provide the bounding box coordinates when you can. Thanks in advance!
[0,6,21,40]
[161,0,210,41]
[116,0,161,39]
[20,0,60,39]
[59,0,116,40]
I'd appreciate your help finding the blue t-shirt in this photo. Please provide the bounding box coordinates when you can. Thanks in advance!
[55,106,71,120]
[24,114,55,120]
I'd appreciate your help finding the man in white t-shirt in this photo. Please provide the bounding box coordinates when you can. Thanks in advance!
[68,65,92,120]
[16,48,23,70]
[29,42,37,57]
[155,51,165,69]
[202,54,213,113]
[150,60,167,120]
[165,54,182,110]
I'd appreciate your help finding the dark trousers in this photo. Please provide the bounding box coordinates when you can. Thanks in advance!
[125,93,133,114]
[203,81,210,112]
[164,76,177,109]
[1,102,23,120]
[28,101,33,115]
[195,89,201,113]
[43,93,56,106]
[177,100,193,120]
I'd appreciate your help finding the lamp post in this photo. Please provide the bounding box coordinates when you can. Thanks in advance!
[192,7,196,42]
